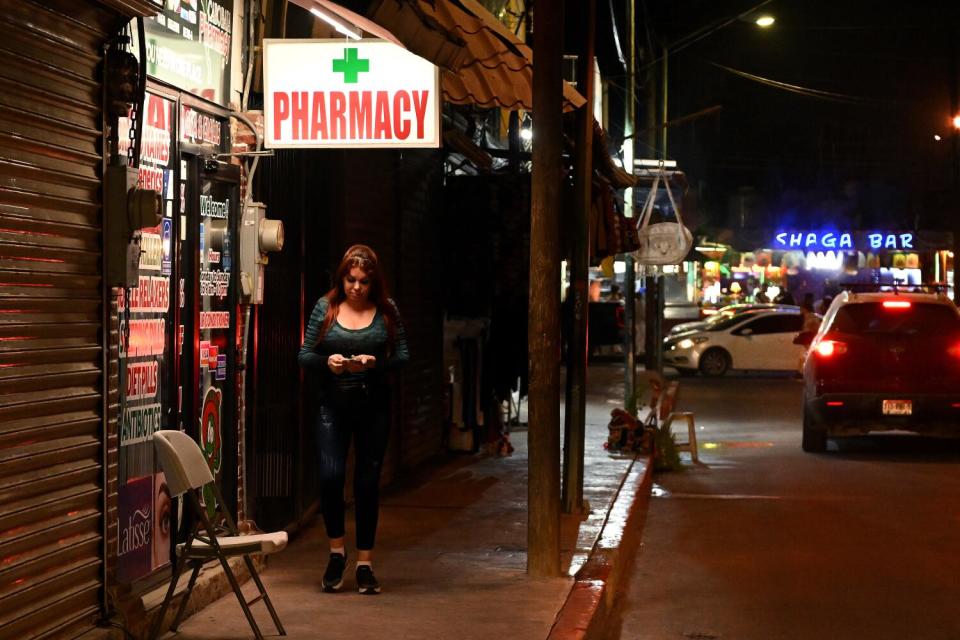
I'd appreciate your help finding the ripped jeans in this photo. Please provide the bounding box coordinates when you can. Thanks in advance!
[314,382,390,550]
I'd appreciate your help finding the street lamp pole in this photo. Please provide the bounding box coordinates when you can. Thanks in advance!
[951,28,960,303]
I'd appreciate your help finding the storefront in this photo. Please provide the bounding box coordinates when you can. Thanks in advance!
[112,0,238,599]
[692,228,954,312]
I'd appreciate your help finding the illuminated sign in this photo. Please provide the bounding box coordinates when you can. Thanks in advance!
[140,0,234,106]
[263,39,441,148]
[773,231,915,252]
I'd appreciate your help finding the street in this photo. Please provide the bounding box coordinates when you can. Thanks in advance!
[612,373,960,640]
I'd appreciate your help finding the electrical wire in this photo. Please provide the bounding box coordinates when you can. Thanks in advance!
[706,60,894,106]
[607,0,626,72]
[638,0,775,73]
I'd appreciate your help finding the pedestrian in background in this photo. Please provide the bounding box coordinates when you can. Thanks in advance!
[298,244,409,595]
[800,293,821,332]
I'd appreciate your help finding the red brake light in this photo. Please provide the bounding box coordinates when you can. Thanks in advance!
[814,340,847,357]
[882,300,911,310]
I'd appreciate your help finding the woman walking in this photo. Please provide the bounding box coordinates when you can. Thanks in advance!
[298,244,409,594]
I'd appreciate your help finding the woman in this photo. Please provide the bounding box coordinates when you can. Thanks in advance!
[298,244,409,594]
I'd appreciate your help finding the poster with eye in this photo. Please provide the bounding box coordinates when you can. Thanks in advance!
[116,91,176,582]
[152,471,173,569]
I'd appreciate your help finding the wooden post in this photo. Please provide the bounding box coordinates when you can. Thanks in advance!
[528,0,564,577]
[562,0,596,515]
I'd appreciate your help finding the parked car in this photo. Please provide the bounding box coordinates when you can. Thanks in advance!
[663,308,806,377]
[797,289,960,452]
[669,303,799,336]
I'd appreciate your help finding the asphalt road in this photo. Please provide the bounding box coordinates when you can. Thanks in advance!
[612,373,960,640]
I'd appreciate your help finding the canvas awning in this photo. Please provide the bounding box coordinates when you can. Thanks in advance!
[294,0,586,112]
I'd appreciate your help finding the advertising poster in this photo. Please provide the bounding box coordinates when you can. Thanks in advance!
[196,172,234,517]
[117,91,176,583]
[117,475,154,583]
[153,471,173,569]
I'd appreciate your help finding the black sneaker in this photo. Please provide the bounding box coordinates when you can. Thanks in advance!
[322,553,346,592]
[356,565,381,595]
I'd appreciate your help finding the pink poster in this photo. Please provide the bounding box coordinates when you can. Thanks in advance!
[117,475,153,583]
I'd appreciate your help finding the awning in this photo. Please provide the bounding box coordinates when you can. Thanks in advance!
[287,0,406,46]
[309,0,586,112]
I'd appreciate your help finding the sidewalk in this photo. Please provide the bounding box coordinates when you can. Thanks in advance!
[161,363,652,640]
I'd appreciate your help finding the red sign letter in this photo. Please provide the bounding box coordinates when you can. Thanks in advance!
[393,91,411,140]
[329,92,346,139]
[311,91,328,140]
[273,92,289,140]
[349,91,372,139]
[292,91,309,140]
[412,91,429,140]
[374,91,391,139]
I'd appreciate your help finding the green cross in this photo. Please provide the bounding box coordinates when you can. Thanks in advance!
[332,48,369,84]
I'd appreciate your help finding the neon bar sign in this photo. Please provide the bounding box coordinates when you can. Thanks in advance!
[773,231,915,252]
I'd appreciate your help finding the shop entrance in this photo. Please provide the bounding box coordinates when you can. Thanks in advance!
[179,157,240,520]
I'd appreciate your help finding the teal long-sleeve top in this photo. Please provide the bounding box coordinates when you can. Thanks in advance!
[297,297,409,390]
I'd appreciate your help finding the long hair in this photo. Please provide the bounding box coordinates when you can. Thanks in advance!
[316,244,397,348]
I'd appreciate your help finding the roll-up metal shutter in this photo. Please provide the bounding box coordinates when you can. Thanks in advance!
[0,1,142,638]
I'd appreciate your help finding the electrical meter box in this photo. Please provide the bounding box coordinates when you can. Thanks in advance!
[239,202,284,304]
[105,164,162,288]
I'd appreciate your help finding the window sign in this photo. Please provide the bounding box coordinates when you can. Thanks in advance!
[117,92,176,582]
[136,0,234,106]
[773,230,916,252]
[263,39,441,148]
[196,172,236,518]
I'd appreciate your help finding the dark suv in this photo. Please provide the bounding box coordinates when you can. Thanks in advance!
[799,289,960,452]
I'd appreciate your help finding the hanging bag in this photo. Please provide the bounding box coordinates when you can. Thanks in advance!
[634,166,693,265]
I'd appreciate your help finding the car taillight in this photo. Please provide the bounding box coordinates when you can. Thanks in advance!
[882,300,911,310]
[814,340,847,357]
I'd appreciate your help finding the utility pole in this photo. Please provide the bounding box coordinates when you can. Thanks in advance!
[951,27,960,303]
[528,0,563,577]
[562,0,596,516]
[623,0,637,413]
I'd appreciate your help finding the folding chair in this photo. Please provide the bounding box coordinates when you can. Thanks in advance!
[150,430,287,640]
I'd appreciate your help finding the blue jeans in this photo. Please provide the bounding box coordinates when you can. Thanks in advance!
[314,383,390,550]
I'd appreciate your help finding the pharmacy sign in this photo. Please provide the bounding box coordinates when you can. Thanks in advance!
[264,39,441,148]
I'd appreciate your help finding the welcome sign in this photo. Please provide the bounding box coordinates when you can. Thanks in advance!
[264,39,441,148]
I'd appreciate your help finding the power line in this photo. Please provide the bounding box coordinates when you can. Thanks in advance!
[706,60,894,106]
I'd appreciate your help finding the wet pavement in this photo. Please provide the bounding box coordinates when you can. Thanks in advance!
[161,363,645,640]
[614,374,960,640]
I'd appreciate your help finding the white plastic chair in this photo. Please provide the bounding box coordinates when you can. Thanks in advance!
[150,430,287,640]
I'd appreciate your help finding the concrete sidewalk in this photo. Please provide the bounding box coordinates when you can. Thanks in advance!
[160,363,652,640]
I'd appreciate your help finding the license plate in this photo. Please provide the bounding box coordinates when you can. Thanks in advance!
[882,399,912,416]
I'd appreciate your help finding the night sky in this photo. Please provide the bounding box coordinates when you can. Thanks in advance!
[595,0,960,233]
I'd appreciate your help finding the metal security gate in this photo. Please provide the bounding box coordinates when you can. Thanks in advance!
[0,1,152,638]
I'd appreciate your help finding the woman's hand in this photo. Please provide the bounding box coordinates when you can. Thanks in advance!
[355,354,377,370]
[343,354,376,373]
[327,354,347,374]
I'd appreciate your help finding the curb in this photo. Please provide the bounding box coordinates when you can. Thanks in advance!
[547,453,655,640]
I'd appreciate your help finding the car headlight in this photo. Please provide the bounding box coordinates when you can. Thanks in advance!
[677,337,708,350]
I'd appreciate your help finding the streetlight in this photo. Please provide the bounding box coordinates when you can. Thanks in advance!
[952,114,960,130]
[754,15,775,28]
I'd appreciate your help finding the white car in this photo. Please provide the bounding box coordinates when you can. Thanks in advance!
[663,308,807,376]
[669,303,800,336]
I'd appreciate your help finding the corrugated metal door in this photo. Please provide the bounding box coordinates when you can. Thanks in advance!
[0,1,119,638]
